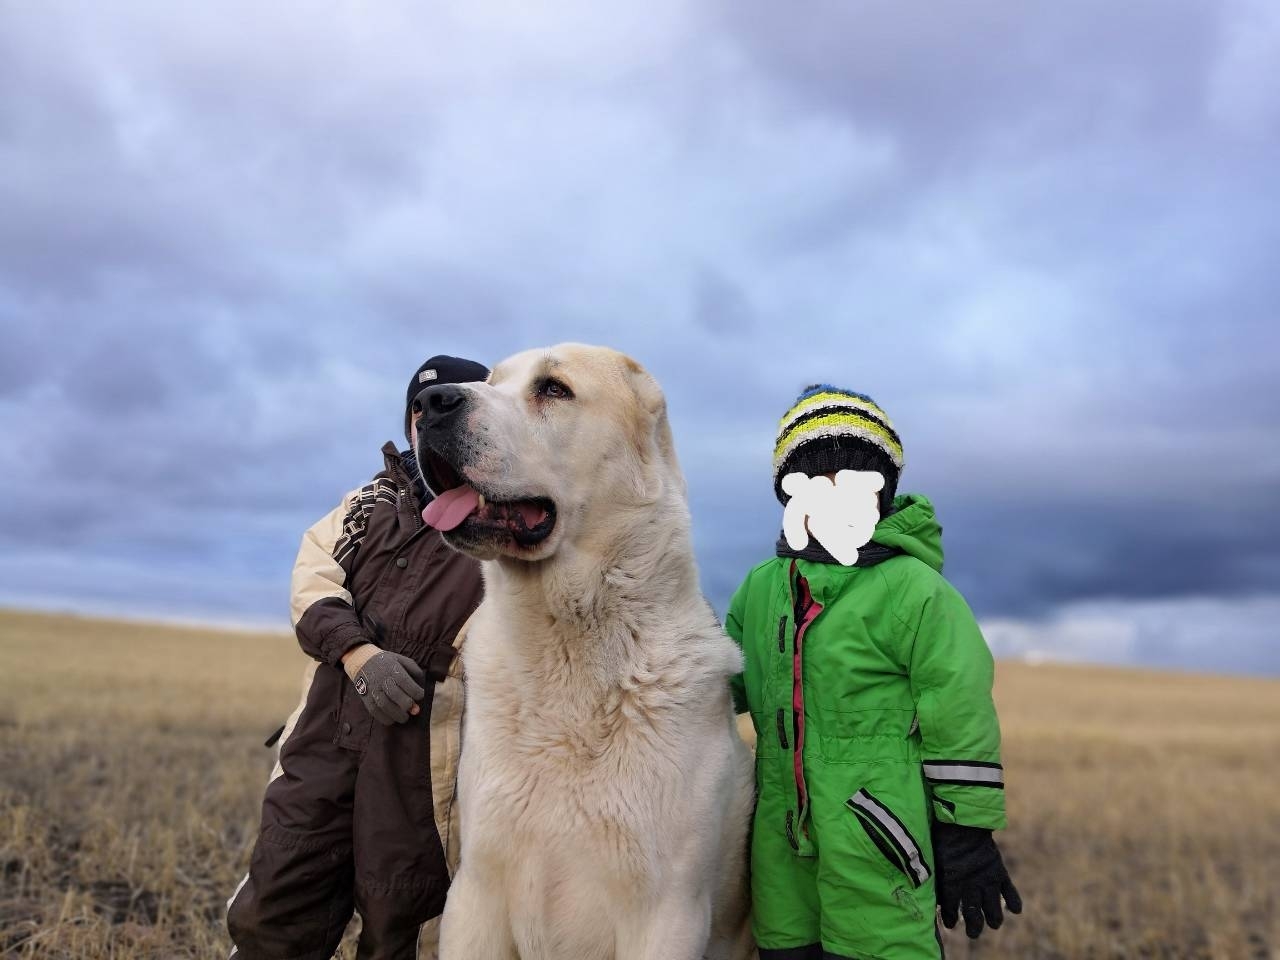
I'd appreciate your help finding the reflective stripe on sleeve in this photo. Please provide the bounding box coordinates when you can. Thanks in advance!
[923,760,1005,788]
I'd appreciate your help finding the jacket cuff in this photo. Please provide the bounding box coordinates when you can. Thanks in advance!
[925,760,1008,831]
[322,622,372,667]
[929,782,1008,831]
[296,598,371,667]
[931,820,992,843]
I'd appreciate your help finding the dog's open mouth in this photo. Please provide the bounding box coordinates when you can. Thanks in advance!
[420,451,557,549]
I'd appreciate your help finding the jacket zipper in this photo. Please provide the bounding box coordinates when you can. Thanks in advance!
[401,485,424,532]
[787,562,823,849]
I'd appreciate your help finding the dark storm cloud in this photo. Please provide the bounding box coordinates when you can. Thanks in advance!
[2,1,1277,672]
[942,492,1280,617]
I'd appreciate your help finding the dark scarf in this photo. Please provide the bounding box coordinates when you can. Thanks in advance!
[774,531,902,567]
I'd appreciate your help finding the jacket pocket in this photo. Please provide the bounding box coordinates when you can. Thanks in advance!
[845,788,932,888]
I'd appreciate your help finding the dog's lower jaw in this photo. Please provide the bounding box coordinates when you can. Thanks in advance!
[442,514,561,563]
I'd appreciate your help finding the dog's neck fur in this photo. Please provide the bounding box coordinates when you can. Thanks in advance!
[483,485,708,693]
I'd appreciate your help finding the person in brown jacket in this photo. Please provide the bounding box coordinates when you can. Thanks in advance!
[228,355,488,960]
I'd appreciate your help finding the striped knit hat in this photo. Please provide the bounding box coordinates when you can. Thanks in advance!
[773,385,905,510]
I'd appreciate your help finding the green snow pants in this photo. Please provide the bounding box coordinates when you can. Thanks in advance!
[751,760,943,960]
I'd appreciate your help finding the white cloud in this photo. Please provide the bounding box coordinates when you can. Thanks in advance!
[983,594,1280,675]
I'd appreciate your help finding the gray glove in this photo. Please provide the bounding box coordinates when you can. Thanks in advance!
[345,646,426,725]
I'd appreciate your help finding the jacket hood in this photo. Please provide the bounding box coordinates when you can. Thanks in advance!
[872,493,943,572]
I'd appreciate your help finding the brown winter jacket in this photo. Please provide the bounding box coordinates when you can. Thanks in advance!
[286,440,483,878]
[291,441,483,679]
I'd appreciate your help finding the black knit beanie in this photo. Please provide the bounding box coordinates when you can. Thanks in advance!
[404,355,490,442]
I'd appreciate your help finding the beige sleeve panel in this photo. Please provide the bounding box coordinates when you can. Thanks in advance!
[430,613,473,879]
[289,489,360,628]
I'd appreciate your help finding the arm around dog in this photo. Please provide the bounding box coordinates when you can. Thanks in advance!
[724,578,750,718]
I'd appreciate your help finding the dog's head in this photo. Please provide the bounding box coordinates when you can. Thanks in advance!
[415,343,680,562]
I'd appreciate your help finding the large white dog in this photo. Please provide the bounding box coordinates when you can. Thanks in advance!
[416,344,755,960]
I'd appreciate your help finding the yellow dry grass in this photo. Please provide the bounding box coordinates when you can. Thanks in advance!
[960,661,1280,960]
[0,609,309,958]
[1,608,1277,959]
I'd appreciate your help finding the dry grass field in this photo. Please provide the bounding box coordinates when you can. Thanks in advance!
[1,607,1277,959]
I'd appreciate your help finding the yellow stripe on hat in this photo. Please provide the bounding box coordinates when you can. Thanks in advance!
[778,391,893,431]
[773,411,904,467]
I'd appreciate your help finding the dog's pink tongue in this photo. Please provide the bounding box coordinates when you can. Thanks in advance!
[422,485,480,531]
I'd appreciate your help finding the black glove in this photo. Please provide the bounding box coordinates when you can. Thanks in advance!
[932,822,1022,939]
[343,644,427,725]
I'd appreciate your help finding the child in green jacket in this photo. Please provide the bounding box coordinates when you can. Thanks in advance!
[727,385,1021,960]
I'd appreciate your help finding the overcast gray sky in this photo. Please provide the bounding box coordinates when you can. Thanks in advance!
[2,1,1277,674]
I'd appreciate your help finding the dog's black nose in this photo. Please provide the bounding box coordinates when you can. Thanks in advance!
[418,384,469,431]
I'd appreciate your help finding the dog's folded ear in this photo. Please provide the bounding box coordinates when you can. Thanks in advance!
[622,356,684,501]
[624,356,665,418]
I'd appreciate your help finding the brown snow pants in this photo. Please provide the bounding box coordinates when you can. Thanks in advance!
[227,663,447,960]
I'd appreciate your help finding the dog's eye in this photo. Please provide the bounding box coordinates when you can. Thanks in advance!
[537,378,573,400]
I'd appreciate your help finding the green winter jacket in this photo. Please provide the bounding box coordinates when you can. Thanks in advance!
[727,493,1006,866]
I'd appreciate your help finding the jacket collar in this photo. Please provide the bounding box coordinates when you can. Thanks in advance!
[380,441,431,506]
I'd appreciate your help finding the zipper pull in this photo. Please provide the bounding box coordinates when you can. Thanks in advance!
[401,486,423,529]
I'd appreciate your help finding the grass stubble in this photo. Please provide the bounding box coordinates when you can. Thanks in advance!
[0,609,1276,959]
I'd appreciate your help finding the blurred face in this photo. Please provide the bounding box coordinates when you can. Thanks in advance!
[781,469,883,565]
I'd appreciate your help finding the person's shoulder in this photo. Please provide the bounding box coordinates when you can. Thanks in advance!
[729,557,785,608]
[742,556,786,586]
[880,547,962,609]
[877,552,946,588]
[331,460,400,514]
[874,554,970,619]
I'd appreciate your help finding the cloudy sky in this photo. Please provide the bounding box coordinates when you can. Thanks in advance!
[2,1,1277,674]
